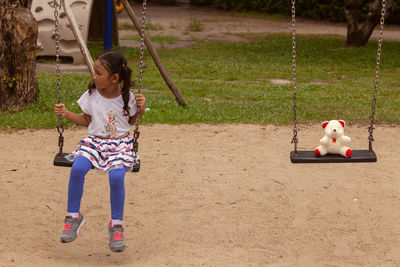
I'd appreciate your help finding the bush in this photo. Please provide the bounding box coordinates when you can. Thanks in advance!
[386,1,400,24]
[190,0,400,24]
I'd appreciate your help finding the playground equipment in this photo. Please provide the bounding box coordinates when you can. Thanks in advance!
[31,0,95,64]
[52,0,148,172]
[289,0,386,163]
[115,0,124,13]
[32,0,186,106]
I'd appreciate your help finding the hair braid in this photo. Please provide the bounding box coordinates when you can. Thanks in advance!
[121,64,132,116]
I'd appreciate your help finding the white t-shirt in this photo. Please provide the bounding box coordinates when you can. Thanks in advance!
[77,89,137,138]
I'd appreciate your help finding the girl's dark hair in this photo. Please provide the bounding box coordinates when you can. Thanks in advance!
[88,50,132,116]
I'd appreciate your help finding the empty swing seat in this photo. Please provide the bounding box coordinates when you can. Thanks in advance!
[54,153,141,172]
[290,150,377,163]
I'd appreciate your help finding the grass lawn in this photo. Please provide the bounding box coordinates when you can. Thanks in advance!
[121,35,179,44]
[1,33,399,129]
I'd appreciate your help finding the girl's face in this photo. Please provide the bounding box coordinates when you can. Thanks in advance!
[93,60,118,89]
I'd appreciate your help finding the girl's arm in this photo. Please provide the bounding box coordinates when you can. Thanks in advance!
[129,94,146,125]
[54,103,91,127]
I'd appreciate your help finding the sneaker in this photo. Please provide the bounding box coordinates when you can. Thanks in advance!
[60,213,85,243]
[108,222,126,252]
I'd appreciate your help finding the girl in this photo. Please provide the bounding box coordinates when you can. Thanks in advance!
[54,50,146,252]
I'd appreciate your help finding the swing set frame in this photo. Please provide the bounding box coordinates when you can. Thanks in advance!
[290,0,386,163]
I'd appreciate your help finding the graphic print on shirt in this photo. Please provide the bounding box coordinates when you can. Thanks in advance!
[104,111,117,138]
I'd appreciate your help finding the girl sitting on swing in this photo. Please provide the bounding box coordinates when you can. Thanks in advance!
[54,50,146,252]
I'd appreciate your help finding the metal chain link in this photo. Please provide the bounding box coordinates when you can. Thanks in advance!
[133,0,147,153]
[52,0,64,156]
[368,0,386,152]
[291,0,298,154]
[137,0,147,94]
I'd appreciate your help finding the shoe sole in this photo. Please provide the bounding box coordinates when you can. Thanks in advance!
[76,215,86,236]
[60,215,86,243]
[110,245,126,252]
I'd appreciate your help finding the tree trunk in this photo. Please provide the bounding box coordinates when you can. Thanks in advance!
[344,0,393,47]
[0,0,38,110]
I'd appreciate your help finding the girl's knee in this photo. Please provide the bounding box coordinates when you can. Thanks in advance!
[109,168,126,188]
[70,156,92,176]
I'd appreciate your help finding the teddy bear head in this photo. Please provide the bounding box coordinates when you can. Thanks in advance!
[321,120,346,138]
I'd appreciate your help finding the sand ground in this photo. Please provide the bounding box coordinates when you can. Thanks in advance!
[1,124,400,266]
[3,3,400,267]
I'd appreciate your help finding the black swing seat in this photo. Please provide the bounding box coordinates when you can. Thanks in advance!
[290,150,377,163]
[53,153,141,172]
[53,153,74,167]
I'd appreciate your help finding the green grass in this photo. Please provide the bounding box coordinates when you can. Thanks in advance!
[189,17,204,32]
[121,35,179,44]
[119,23,137,31]
[119,22,162,31]
[1,33,400,129]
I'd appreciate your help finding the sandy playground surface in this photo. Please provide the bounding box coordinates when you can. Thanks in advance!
[1,124,400,266]
[4,3,400,267]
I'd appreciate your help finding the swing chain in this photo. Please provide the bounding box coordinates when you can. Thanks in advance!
[138,0,147,94]
[368,0,386,152]
[52,0,64,156]
[291,0,298,154]
[133,0,147,153]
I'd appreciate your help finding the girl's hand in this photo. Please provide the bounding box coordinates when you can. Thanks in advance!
[135,94,146,116]
[54,103,67,117]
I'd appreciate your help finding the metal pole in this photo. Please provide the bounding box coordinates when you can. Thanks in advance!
[61,0,94,76]
[104,0,113,51]
[121,0,186,106]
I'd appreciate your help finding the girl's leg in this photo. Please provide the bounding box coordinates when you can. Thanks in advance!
[67,156,92,213]
[108,167,127,221]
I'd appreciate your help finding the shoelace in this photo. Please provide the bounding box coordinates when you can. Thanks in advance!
[64,223,72,231]
[113,232,123,241]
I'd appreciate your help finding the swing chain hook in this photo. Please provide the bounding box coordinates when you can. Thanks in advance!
[133,129,140,153]
[368,0,386,153]
[291,0,298,154]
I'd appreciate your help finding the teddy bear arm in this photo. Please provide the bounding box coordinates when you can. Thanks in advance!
[340,135,351,145]
[320,136,329,145]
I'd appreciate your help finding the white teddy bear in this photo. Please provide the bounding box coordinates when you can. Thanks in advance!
[314,120,352,158]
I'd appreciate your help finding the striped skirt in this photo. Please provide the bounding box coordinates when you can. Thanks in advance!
[66,135,140,172]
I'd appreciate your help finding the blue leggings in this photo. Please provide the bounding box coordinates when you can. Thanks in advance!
[67,156,126,220]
